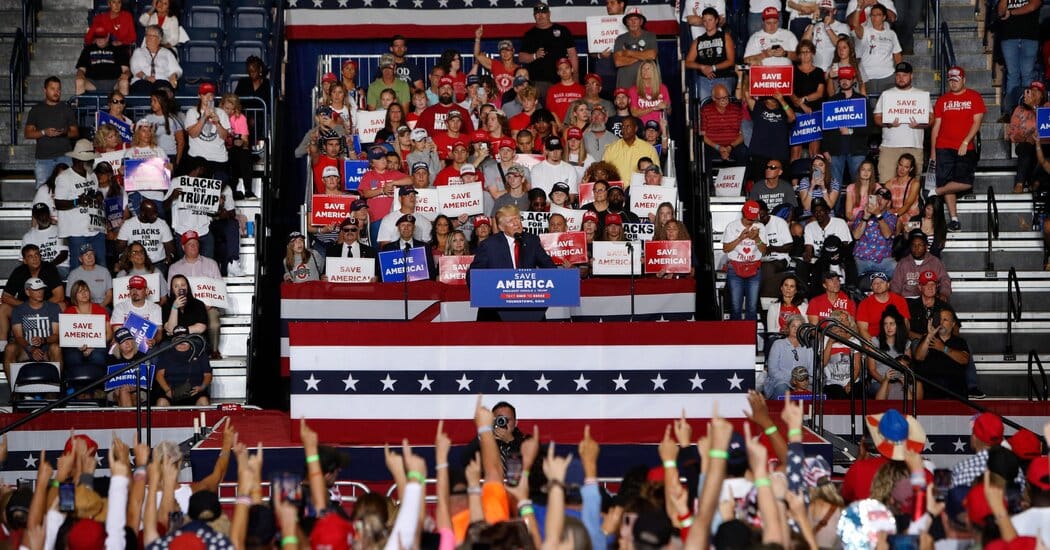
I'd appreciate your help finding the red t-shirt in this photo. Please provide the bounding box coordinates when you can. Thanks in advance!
[417,104,475,135]
[841,457,888,502]
[434,166,464,187]
[64,303,111,321]
[86,11,136,46]
[509,112,533,133]
[807,292,857,321]
[358,169,406,220]
[312,155,342,194]
[855,292,911,338]
[933,88,986,151]
[491,60,515,96]
[545,82,585,122]
[431,131,465,160]
[450,72,468,102]
[776,303,802,333]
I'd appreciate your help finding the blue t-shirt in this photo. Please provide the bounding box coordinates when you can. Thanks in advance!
[12,301,61,345]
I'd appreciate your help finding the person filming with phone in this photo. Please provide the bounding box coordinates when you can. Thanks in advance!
[914,305,970,399]
[460,400,530,477]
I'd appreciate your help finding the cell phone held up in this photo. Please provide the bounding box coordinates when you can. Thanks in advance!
[271,472,303,505]
[58,482,76,512]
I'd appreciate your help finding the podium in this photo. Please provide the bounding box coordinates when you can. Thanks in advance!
[469,268,581,321]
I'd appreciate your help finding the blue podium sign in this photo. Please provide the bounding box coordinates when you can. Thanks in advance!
[104,362,156,392]
[379,248,431,282]
[469,269,581,308]
[1037,108,1050,139]
[821,98,867,130]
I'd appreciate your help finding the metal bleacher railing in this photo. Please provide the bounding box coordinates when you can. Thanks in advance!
[8,28,28,146]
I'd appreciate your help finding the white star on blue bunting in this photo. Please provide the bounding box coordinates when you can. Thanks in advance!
[534,374,551,391]
[304,373,320,391]
[380,374,397,391]
[650,373,667,391]
[342,373,358,391]
[495,373,513,391]
[456,374,473,391]
[727,372,744,390]
[418,374,434,391]
[24,454,37,469]
[953,438,967,452]
[690,373,706,390]
[574,373,591,391]
[613,373,629,391]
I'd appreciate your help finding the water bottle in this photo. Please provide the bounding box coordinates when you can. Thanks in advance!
[246,220,255,238]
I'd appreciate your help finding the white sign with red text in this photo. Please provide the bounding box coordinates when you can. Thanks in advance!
[59,314,107,348]
[549,205,586,231]
[586,15,627,53]
[413,188,439,221]
[113,273,161,304]
[630,186,678,219]
[538,231,589,265]
[438,255,473,285]
[355,110,387,144]
[592,241,643,275]
[188,277,229,309]
[713,166,746,197]
[325,258,376,283]
[438,183,484,217]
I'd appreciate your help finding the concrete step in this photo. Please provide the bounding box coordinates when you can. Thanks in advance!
[938,4,982,24]
[955,322,1050,357]
[0,0,21,10]
[956,198,1036,232]
[2,144,37,172]
[973,171,1030,195]
[36,10,92,35]
[978,138,1011,160]
[950,281,1050,315]
[914,33,988,56]
[941,246,1045,271]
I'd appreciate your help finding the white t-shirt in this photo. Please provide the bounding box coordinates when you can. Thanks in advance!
[377,209,432,244]
[54,169,103,238]
[680,0,727,40]
[33,185,55,217]
[744,29,799,66]
[23,226,69,269]
[111,300,163,327]
[1011,507,1050,548]
[117,217,174,263]
[749,0,779,13]
[845,0,897,20]
[787,0,818,22]
[530,160,581,198]
[857,24,901,81]
[721,219,768,262]
[184,106,231,162]
[167,184,235,236]
[811,20,852,71]
[140,114,184,157]
[874,87,929,148]
[803,217,852,258]
[762,214,793,262]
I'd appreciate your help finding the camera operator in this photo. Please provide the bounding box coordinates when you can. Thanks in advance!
[460,401,530,474]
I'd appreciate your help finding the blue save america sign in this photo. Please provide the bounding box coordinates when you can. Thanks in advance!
[378,248,430,282]
[790,110,822,145]
[104,362,156,392]
[469,269,581,308]
[821,98,867,130]
[343,159,369,192]
[1037,108,1050,139]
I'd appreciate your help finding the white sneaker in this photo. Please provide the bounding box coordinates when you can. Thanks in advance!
[227,260,248,277]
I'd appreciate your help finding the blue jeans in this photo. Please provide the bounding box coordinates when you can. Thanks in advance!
[747,12,764,45]
[35,156,72,188]
[62,347,108,372]
[695,76,737,104]
[855,256,897,280]
[67,233,107,270]
[726,263,761,320]
[829,154,865,187]
[1002,39,1038,114]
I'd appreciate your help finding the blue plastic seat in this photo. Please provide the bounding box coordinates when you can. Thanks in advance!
[227,41,266,67]
[179,41,221,63]
[185,5,224,30]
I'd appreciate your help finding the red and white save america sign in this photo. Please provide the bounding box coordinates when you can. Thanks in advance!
[538,231,588,265]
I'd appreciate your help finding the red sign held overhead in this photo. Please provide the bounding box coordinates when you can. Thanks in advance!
[644,240,692,274]
[749,66,794,96]
[311,195,356,226]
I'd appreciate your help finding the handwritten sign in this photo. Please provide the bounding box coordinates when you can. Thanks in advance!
[644,240,692,274]
[879,89,930,124]
[538,231,588,264]
[623,222,655,242]
[311,195,355,226]
[549,205,586,230]
[749,66,793,96]
[378,247,431,282]
[591,241,643,275]
[174,175,221,215]
[629,186,677,219]
[438,255,473,285]
[356,110,387,144]
[344,159,370,192]
[188,277,229,309]
[326,257,376,283]
[438,183,484,217]
[586,15,627,54]
[113,273,161,304]
[413,188,439,220]
[59,314,107,348]
[713,166,746,197]
[790,110,823,145]
[821,98,867,130]
[97,112,132,143]
[123,157,170,191]
[104,362,156,392]
[123,312,158,352]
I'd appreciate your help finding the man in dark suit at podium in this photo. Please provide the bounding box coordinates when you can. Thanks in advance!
[379,214,436,280]
[470,204,558,321]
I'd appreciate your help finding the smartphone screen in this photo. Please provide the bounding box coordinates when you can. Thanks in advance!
[271,472,303,505]
[17,479,33,493]
[58,483,75,512]
[934,468,951,502]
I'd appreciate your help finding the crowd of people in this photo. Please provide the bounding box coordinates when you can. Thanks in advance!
[289,1,696,282]
[0,395,1047,550]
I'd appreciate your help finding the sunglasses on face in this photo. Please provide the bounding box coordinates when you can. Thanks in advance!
[766,165,781,170]
[111,99,125,104]
[341,227,358,233]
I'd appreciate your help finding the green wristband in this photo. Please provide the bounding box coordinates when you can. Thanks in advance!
[764,425,778,436]
[281,535,299,546]
[708,449,729,460]
[406,470,426,483]
[662,460,676,468]
[519,505,535,516]
[788,428,803,437]
[753,477,771,488]
[305,454,320,464]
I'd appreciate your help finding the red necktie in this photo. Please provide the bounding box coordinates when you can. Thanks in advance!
[513,240,520,268]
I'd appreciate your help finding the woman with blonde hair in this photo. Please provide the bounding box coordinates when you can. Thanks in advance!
[444,230,470,256]
[628,60,671,126]
[126,119,171,216]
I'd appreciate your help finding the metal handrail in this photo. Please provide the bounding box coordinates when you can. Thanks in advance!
[22,0,41,44]
[1005,266,1022,359]
[690,97,718,320]
[936,22,956,95]
[8,28,28,145]
[1028,350,1048,401]
[986,186,1000,272]
[924,0,941,40]
[0,335,207,447]
[800,321,1033,436]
